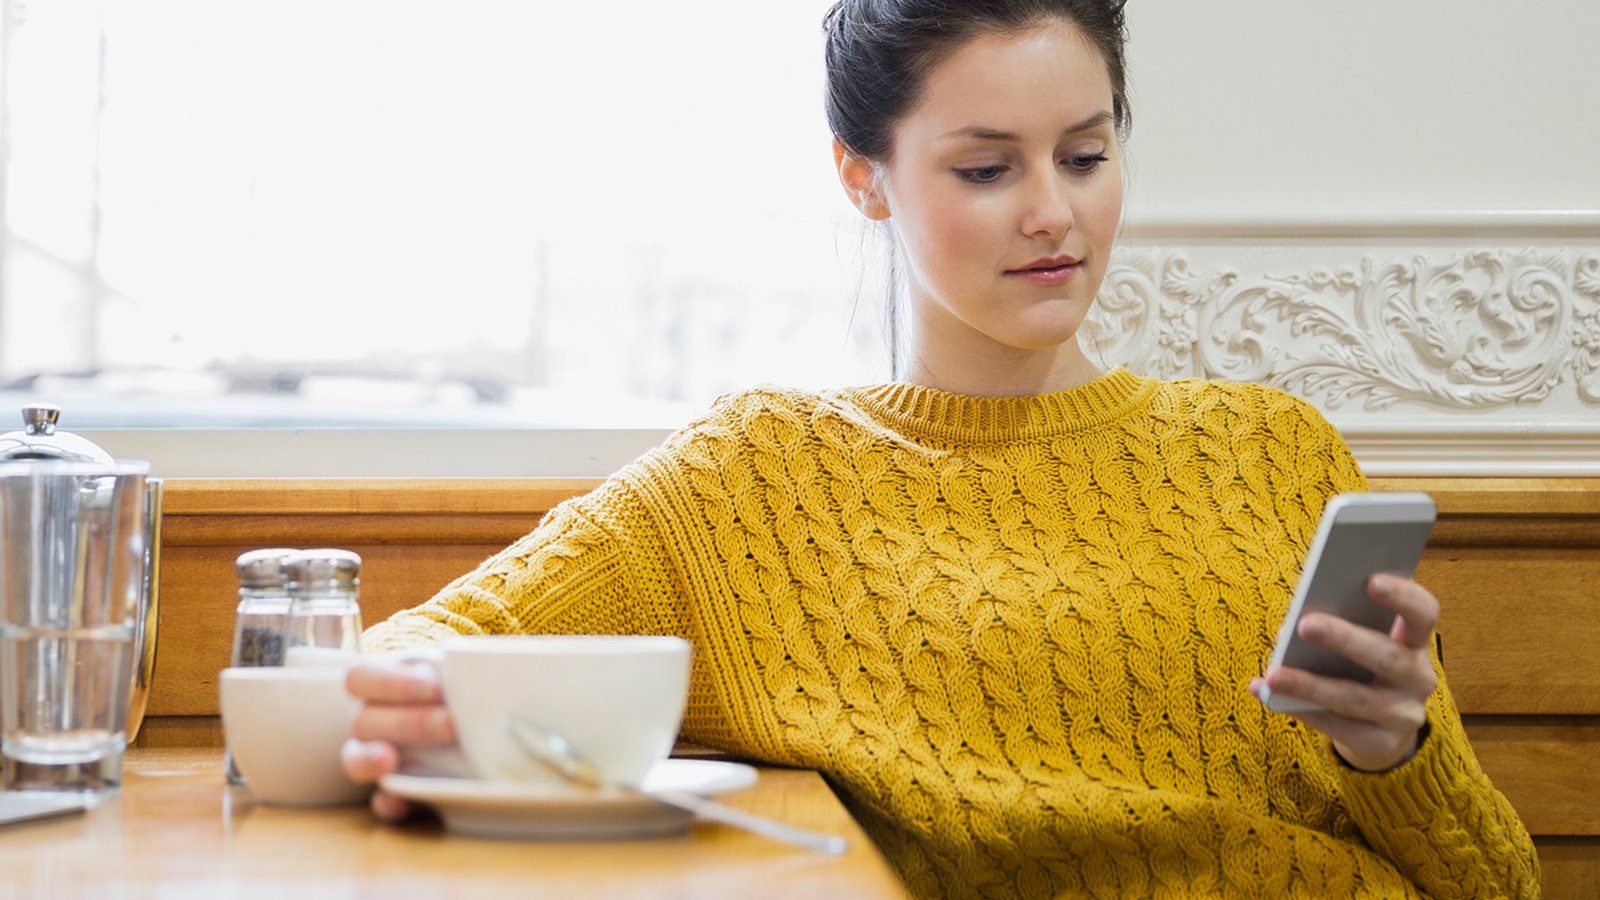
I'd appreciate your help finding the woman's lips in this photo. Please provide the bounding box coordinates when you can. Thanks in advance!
[1005,261,1081,285]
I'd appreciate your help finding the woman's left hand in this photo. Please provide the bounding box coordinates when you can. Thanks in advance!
[1250,573,1440,772]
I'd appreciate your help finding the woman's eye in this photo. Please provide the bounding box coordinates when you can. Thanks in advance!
[1065,154,1109,174]
[954,165,1007,184]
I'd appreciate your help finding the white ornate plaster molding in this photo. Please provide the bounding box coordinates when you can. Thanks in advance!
[1085,244,1600,476]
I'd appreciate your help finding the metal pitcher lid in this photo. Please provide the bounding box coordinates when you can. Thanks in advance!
[0,405,116,463]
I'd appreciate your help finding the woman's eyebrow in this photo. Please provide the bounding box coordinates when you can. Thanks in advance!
[937,110,1114,142]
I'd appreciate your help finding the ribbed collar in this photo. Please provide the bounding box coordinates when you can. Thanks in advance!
[833,367,1155,444]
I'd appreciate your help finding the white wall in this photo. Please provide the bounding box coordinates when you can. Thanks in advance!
[1081,1,1600,476]
[1122,0,1600,217]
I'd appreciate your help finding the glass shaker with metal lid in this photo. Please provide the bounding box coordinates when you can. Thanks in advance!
[225,549,296,785]
[232,549,296,669]
[282,549,363,660]
[0,404,163,743]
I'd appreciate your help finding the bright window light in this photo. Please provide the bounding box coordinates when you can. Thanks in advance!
[0,0,884,431]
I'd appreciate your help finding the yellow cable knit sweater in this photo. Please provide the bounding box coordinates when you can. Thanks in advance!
[365,368,1538,899]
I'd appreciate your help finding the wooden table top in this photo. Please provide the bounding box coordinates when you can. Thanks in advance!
[0,747,909,898]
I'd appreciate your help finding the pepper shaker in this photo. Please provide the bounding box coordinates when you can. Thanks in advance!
[226,548,295,785]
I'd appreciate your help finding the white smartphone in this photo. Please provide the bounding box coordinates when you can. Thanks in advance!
[1258,491,1437,714]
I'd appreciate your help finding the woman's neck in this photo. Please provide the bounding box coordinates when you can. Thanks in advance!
[901,335,1104,397]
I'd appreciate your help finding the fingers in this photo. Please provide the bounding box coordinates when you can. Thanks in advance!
[1253,575,1441,772]
[1251,669,1426,771]
[1294,611,1435,695]
[1292,575,1440,696]
[1368,574,1440,651]
[343,660,451,825]
[1257,664,1429,734]
[342,736,399,784]
[346,660,443,705]
[342,739,422,822]
[346,661,453,744]
[1290,707,1422,773]
[370,789,415,823]
[352,703,456,746]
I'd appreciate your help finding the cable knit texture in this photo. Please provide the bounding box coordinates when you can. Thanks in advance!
[366,369,1538,899]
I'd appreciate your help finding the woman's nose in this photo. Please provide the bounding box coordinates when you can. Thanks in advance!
[1020,172,1075,240]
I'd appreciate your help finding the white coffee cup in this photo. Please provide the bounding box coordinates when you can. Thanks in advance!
[438,634,691,788]
[219,666,371,807]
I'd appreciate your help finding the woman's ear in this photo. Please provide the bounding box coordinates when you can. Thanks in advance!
[833,139,890,221]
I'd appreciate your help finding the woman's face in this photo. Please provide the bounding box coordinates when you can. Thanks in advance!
[851,21,1123,385]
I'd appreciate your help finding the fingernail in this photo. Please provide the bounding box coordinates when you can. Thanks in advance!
[1302,617,1326,639]
[1370,574,1394,598]
[342,738,383,773]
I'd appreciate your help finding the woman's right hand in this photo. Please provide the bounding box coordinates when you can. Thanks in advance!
[340,657,457,822]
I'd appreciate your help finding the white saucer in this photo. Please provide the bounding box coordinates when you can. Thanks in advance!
[380,759,758,840]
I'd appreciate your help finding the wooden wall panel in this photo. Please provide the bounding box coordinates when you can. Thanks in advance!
[1388,477,1600,716]
[1536,838,1600,900]
[1424,550,1600,714]
[1464,717,1600,835]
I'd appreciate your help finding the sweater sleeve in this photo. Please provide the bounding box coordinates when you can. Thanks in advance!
[1334,659,1540,898]
[1284,395,1540,897]
[362,477,663,652]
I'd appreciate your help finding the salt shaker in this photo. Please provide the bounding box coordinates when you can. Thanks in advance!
[226,548,295,785]
[282,549,363,658]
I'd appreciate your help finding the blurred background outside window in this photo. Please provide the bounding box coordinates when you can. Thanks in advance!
[0,0,882,430]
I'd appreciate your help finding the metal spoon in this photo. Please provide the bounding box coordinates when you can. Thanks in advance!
[501,713,848,856]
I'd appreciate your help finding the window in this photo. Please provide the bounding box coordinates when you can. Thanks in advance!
[0,0,882,446]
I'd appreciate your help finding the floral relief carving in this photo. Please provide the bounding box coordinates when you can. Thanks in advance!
[1085,248,1600,411]
[1574,255,1600,404]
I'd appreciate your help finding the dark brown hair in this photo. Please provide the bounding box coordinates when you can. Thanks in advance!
[823,0,1131,163]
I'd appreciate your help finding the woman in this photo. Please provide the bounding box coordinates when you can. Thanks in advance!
[342,1,1538,896]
